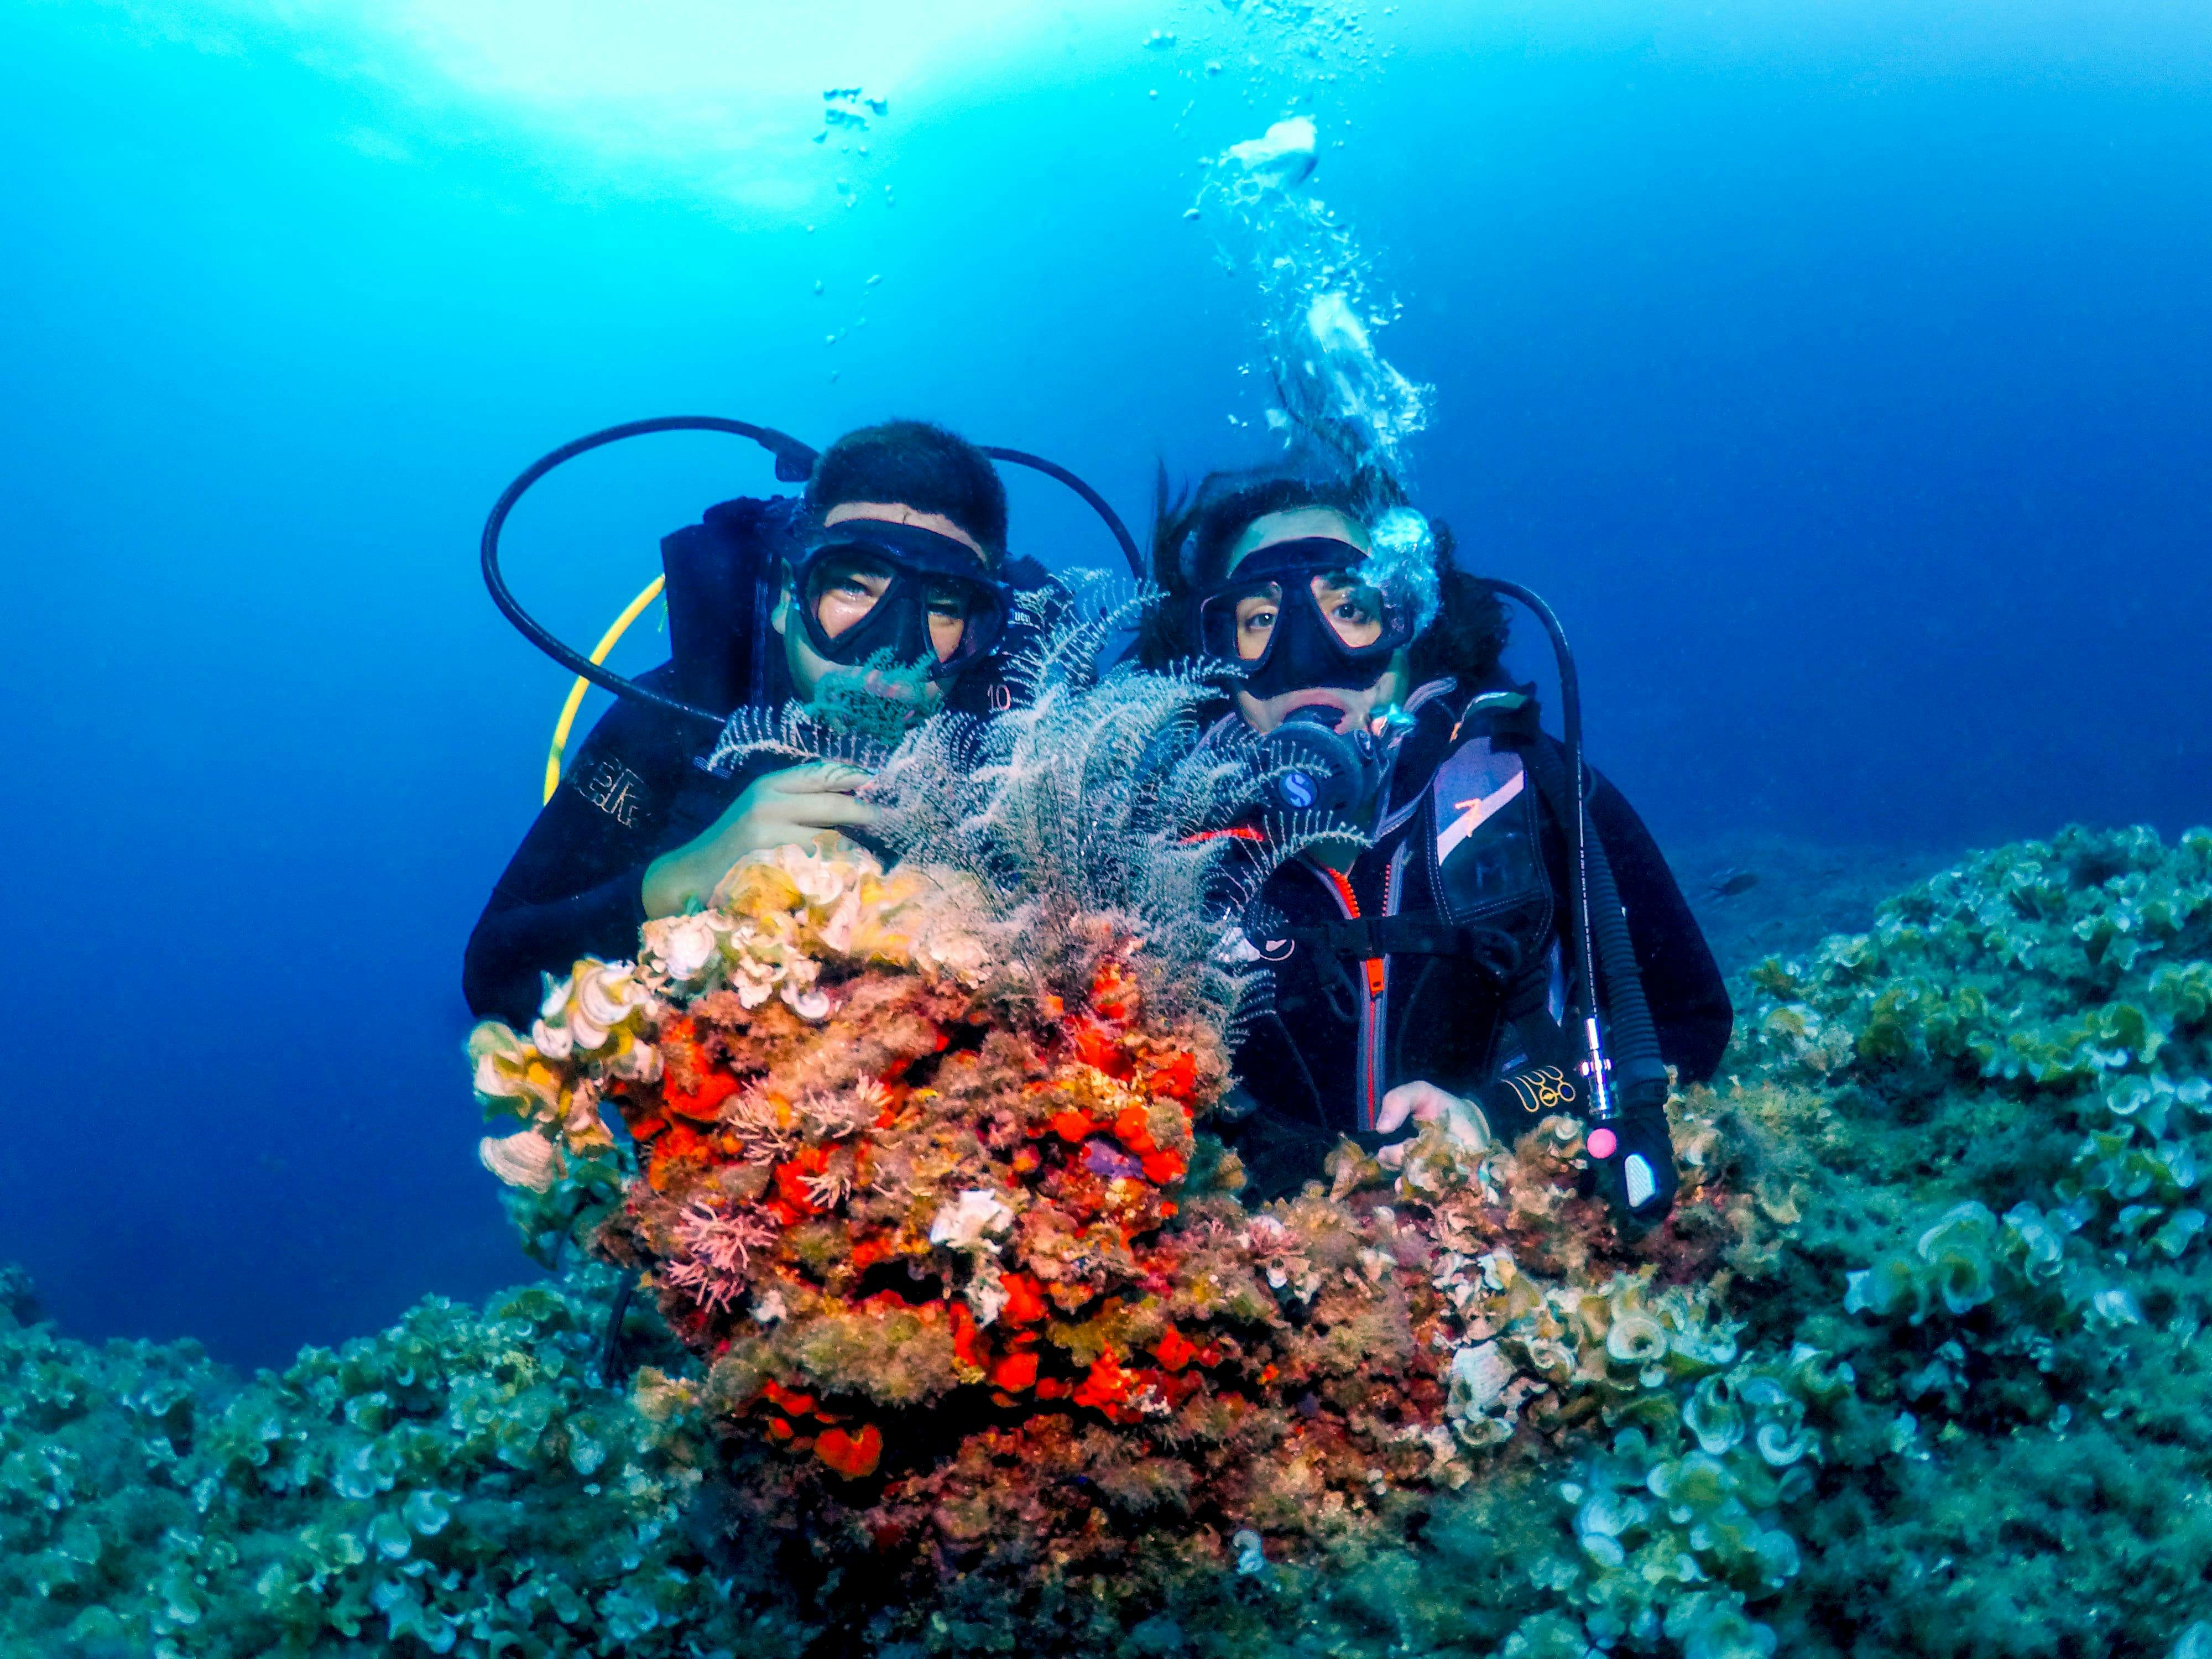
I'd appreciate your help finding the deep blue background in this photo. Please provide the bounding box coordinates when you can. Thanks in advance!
[4,2,2207,1367]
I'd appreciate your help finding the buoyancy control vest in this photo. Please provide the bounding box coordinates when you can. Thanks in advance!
[1227,682,1638,1197]
[659,494,800,717]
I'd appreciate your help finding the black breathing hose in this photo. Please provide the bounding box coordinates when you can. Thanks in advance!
[1475,577,1618,1124]
[483,416,816,728]
[980,446,1144,580]
[1579,813,1671,1107]
[481,417,1147,726]
[1521,738,1669,1112]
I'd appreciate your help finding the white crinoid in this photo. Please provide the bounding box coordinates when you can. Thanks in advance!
[708,581,1319,1040]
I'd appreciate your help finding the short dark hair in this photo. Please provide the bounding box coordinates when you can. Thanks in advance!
[803,420,1009,560]
[1135,458,1509,686]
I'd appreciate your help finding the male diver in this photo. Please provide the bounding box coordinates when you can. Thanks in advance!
[1142,466,1731,1225]
[463,420,1030,1027]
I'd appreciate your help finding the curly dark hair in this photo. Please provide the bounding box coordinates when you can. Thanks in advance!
[1133,460,1509,688]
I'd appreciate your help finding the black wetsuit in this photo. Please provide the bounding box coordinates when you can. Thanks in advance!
[462,660,791,1027]
[462,494,1042,1028]
[463,495,806,1027]
[1224,678,1732,1199]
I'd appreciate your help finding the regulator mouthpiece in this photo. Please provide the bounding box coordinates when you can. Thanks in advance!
[1253,705,1386,832]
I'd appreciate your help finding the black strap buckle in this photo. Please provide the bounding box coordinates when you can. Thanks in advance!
[1285,916,1521,984]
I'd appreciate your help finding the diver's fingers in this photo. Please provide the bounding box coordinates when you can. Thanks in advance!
[783,795,881,830]
[767,761,874,795]
[1375,1087,1416,1135]
[1444,1097,1493,1154]
[1377,1081,1454,1135]
[1376,1139,1411,1171]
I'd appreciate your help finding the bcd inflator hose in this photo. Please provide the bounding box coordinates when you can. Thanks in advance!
[1520,738,1667,1105]
[1581,813,1671,1107]
[1478,576,1674,1222]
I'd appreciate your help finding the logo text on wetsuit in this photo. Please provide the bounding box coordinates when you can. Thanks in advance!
[1500,1066,1577,1117]
[577,758,647,827]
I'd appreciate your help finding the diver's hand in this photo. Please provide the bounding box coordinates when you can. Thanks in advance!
[1374,1081,1491,1170]
[1587,1108,1679,1228]
[641,763,877,919]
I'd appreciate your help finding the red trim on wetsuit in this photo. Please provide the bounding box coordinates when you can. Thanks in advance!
[1319,867,1387,999]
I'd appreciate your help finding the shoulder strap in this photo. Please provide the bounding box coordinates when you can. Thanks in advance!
[1282,915,1521,983]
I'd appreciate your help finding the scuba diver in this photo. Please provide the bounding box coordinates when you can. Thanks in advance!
[463,420,1034,1028]
[1141,465,1732,1225]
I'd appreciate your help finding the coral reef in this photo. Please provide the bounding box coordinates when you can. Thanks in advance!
[462,818,2212,1656]
[471,854,1767,1638]
[8,784,2209,1656]
[458,625,1780,1641]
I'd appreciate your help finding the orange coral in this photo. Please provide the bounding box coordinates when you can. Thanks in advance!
[1000,1272,1047,1324]
[763,1380,817,1417]
[951,1305,984,1373]
[1114,1104,1157,1155]
[816,1423,884,1479]
[1144,1050,1199,1103]
[771,1146,830,1215]
[662,1070,737,1122]
[1071,1348,1137,1412]
[645,1123,712,1191]
[849,1236,894,1274]
[1151,1326,1197,1373]
[1142,1149,1188,1185]
[1090,961,1139,1021]
[989,1349,1039,1391]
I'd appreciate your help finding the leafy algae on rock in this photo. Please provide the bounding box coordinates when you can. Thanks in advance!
[0,1268,816,1658]
[7,817,2212,1657]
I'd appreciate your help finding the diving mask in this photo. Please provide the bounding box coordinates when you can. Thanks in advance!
[1193,536,1417,699]
[792,517,1011,680]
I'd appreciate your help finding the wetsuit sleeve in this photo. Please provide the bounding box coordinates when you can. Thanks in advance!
[1587,774,1734,1083]
[462,694,693,1027]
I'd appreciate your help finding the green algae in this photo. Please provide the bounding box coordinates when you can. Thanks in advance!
[7,822,2211,1656]
[0,1271,812,1658]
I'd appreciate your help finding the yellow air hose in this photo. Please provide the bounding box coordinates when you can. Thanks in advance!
[542,575,666,804]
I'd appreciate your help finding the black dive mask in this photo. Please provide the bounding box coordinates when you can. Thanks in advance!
[1192,536,1416,699]
[792,518,1011,682]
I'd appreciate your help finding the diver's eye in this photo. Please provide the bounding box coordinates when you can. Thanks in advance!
[818,562,891,597]
[1227,583,1285,661]
[1313,576,1386,648]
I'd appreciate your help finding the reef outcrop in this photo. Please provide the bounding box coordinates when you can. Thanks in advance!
[4,743,2208,1659]
[467,833,1766,1627]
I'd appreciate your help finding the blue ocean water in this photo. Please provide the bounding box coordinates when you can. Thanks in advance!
[3,0,2208,1369]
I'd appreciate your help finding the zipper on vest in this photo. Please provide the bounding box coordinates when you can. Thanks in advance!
[1318,864,1385,1133]
[1374,845,1410,1132]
